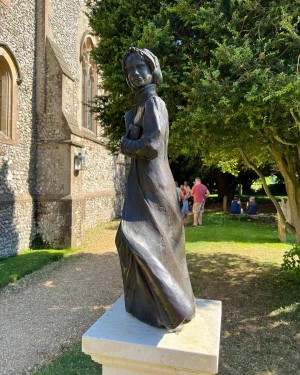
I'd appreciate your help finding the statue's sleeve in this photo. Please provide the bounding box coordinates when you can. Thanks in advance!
[125,110,133,132]
[120,97,161,160]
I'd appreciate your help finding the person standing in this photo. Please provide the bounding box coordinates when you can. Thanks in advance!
[183,180,192,211]
[175,181,181,209]
[191,177,210,226]
[183,180,191,197]
[180,185,189,226]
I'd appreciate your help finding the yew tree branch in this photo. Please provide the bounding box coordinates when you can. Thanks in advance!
[290,108,300,131]
[267,126,297,146]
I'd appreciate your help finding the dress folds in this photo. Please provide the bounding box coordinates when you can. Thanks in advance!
[116,84,195,330]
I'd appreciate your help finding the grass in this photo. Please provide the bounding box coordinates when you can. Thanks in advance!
[187,211,294,249]
[30,212,300,374]
[0,247,76,289]
[186,212,299,375]
[33,342,101,375]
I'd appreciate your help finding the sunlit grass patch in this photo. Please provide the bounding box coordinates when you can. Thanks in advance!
[0,248,76,289]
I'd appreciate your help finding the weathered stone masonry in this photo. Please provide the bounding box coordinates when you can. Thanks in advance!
[0,0,125,256]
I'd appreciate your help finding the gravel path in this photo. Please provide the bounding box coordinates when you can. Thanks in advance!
[0,222,123,375]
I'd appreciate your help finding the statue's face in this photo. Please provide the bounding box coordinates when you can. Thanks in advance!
[125,53,153,90]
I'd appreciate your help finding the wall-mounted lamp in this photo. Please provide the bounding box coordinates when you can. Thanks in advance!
[74,152,86,171]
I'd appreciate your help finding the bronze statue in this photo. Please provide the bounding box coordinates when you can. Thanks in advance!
[115,47,195,332]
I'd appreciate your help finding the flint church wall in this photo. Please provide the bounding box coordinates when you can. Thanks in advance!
[0,0,36,256]
[0,0,125,256]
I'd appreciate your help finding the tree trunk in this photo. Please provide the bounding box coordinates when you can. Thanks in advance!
[269,146,300,244]
[216,171,237,203]
[238,147,297,239]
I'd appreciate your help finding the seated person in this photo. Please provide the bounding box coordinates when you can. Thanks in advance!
[230,196,242,214]
[246,196,258,215]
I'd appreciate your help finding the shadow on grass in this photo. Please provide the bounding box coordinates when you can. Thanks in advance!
[33,342,101,375]
[187,252,300,375]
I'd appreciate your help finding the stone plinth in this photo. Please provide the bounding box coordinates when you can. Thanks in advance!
[82,296,222,375]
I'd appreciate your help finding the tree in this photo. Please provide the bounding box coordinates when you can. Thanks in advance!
[88,0,300,243]
[167,0,300,240]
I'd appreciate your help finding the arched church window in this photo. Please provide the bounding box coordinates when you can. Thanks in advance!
[81,36,97,132]
[0,59,12,138]
[0,45,20,144]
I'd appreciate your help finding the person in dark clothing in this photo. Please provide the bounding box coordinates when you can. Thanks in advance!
[246,196,258,215]
[230,196,242,214]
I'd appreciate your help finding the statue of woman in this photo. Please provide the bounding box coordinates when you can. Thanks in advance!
[116,47,195,332]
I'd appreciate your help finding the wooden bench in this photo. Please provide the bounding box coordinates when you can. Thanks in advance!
[228,213,242,219]
[245,214,259,220]
[228,213,259,220]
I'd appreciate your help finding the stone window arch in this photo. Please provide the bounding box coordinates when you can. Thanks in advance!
[81,36,97,132]
[0,44,21,145]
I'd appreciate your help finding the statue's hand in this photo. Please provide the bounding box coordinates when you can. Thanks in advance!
[128,124,142,140]
[120,135,134,157]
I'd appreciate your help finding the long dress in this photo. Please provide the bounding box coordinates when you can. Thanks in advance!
[115,84,195,330]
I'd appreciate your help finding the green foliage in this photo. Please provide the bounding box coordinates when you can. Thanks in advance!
[88,0,300,162]
[168,1,300,167]
[88,0,300,241]
[87,0,164,153]
[282,244,300,284]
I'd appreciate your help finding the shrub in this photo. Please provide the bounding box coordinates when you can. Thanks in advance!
[282,244,300,284]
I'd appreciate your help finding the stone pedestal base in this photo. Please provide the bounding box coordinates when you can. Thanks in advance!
[82,296,222,375]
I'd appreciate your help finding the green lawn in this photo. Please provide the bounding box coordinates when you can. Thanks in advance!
[34,342,101,375]
[31,212,300,374]
[186,213,299,375]
[0,248,76,288]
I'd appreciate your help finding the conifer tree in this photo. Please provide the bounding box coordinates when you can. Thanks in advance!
[88,0,300,242]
